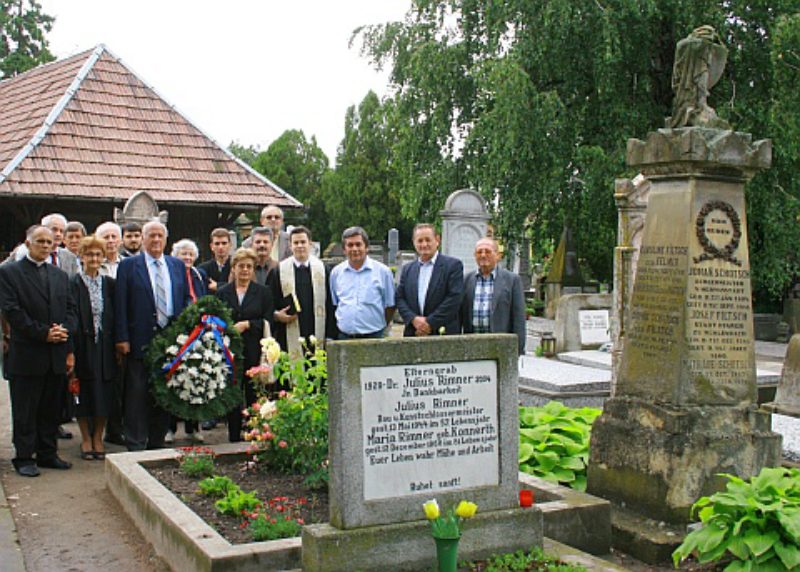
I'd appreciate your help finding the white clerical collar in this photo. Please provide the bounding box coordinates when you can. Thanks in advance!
[293,257,310,269]
[26,254,46,268]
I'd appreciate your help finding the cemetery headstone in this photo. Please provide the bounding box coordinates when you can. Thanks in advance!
[544,226,583,319]
[387,228,399,265]
[113,190,168,225]
[302,335,542,572]
[587,26,780,538]
[440,189,491,275]
[553,293,612,353]
[765,334,800,417]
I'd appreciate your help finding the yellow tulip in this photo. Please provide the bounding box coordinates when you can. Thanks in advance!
[455,500,478,519]
[422,499,440,520]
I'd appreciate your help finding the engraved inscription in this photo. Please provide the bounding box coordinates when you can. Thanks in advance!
[361,361,499,501]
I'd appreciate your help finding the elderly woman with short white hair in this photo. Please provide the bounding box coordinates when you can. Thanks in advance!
[171,238,208,302]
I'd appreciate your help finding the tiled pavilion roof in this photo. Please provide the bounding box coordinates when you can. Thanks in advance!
[0,45,301,209]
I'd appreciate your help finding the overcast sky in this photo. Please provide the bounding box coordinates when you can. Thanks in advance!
[38,0,409,164]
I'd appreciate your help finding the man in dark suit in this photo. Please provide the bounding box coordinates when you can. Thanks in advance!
[198,228,232,293]
[0,225,77,476]
[115,221,190,451]
[396,223,464,337]
[461,238,527,354]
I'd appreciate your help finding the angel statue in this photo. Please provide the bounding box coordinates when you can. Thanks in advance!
[668,25,730,129]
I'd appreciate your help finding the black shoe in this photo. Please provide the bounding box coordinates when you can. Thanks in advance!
[200,420,217,431]
[36,457,72,470]
[15,464,40,477]
[104,433,126,446]
[57,426,73,440]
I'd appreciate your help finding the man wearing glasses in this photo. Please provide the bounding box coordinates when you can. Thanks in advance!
[259,206,292,261]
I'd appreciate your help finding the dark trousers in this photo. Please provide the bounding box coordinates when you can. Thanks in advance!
[105,358,126,439]
[124,358,168,451]
[227,381,256,442]
[338,330,385,340]
[9,371,62,466]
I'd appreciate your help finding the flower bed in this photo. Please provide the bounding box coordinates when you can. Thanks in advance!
[148,457,328,545]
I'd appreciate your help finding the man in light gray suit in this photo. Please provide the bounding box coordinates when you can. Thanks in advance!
[461,237,526,355]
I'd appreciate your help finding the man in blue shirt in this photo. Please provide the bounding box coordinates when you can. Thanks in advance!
[330,227,395,339]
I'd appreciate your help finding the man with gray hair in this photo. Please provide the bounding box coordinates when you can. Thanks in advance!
[9,213,81,276]
[259,205,291,261]
[329,227,395,339]
[461,237,526,354]
[115,221,190,450]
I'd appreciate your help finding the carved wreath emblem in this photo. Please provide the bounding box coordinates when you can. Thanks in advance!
[693,200,742,266]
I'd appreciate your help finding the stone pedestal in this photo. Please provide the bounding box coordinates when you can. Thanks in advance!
[588,397,780,523]
[588,127,780,534]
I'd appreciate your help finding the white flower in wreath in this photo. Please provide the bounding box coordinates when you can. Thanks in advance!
[223,336,230,346]
[166,345,180,356]
[187,366,199,377]
[176,334,189,344]
[179,389,190,401]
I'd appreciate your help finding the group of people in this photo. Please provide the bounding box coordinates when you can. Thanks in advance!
[0,205,525,477]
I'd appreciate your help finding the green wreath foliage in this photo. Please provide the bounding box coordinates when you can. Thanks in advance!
[145,295,244,421]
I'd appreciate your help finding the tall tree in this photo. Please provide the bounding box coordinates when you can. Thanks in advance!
[251,130,331,236]
[356,0,800,292]
[320,91,412,247]
[0,0,55,78]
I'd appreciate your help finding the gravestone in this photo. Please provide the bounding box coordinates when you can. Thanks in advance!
[765,334,800,417]
[113,190,168,225]
[610,175,650,393]
[587,27,781,550]
[303,335,542,572]
[544,226,583,319]
[553,293,612,353]
[367,243,386,264]
[440,189,491,275]
[387,228,399,265]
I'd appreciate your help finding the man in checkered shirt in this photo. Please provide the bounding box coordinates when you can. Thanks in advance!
[461,238,526,354]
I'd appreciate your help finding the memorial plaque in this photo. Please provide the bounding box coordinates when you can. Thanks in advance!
[360,360,499,500]
[327,334,519,529]
[579,310,611,346]
[618,171,756,405]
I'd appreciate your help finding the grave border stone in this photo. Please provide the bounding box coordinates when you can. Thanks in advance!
[327,334,519,530]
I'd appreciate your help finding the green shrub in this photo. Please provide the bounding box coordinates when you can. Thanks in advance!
[247,343,329,488]
[673,467,800,571]
[215,488,261,517]
[177,446,216,478]
[249,514,303,541]
[198,475,238,497]
[463,546,587,571]
[518,401,601,491]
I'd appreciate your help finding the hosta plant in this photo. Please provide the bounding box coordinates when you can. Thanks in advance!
[518,401,601,491]
[673,467,800,571]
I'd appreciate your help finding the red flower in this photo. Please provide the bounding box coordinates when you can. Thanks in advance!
[278,440,287,448]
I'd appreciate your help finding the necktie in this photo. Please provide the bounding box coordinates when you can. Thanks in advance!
[51,251,58,266]
[186,267,197,302]
[154,259,169,328]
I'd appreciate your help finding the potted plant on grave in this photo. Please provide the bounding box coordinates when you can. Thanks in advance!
[423,499,478,572]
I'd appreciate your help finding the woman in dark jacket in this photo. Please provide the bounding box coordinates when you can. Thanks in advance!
[216,247,274,442]
[72,236,117,460]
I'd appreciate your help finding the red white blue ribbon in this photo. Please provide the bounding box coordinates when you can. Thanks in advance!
[162,314,235,384]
